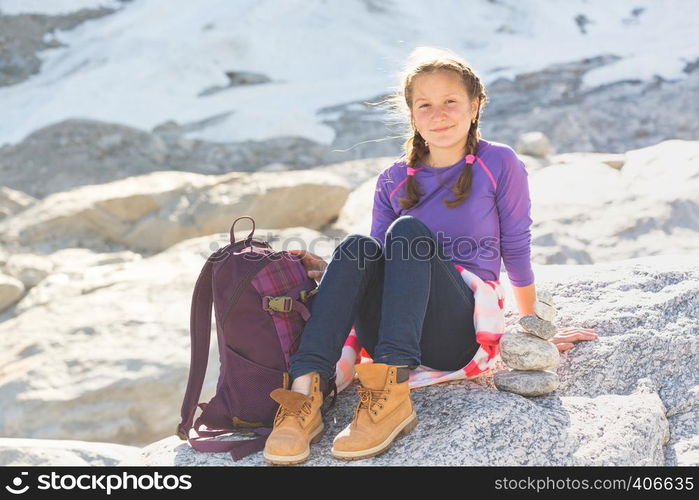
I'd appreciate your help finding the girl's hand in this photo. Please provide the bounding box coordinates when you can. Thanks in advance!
[288,249,328,282]
[552,327,599,352]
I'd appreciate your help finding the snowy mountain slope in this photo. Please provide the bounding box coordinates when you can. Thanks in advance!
[0,0,697,147]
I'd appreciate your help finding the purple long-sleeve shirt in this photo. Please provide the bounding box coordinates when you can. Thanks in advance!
[370,138,535,287]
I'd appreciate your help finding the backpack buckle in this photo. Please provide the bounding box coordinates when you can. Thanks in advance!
[176,425,187,441]
[299,288,318,303]
[263,296,293,313]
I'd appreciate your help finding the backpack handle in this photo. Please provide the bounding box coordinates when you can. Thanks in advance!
[230,215,256,245]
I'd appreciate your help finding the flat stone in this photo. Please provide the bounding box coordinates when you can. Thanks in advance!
[537,290,554,307]
[519,314,557,340]
[500,330,560,371]
[534,300,557,322]
[494,370,560,397]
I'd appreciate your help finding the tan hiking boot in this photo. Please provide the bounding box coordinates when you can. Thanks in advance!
[263,372,325,465]
[331,363,417,460]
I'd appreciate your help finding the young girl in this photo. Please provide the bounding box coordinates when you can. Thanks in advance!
[263,47,597,465]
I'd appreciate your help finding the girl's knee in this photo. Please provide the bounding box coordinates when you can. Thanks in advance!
[385,217,438,259]
[337,233,382,259]
[387,215,432,238]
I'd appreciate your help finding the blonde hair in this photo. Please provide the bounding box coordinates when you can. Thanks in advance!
[380,46,488,209]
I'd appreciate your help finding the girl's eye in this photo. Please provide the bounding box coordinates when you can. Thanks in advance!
[420,100,455,108]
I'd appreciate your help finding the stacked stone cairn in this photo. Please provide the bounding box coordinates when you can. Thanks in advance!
[494,290,560,397]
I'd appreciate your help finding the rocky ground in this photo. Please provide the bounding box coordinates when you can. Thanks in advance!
[0,138,697,466]
[0,252,695,466]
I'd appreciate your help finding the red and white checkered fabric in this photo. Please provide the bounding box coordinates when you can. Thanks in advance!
[334,264,506,391]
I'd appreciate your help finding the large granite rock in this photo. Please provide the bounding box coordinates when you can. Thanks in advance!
[142,386,668,466]
[0,169,350,253]
[530,140,699,265]
[0,247,694,465]
[526,254,699,466]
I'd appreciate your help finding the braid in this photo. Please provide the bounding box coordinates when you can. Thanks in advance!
[444,107,480,208]
[397,130,427,210]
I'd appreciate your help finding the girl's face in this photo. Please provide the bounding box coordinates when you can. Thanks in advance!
[410,70,478,152]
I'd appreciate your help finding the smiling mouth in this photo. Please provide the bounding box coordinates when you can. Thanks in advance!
[431,125,454,132]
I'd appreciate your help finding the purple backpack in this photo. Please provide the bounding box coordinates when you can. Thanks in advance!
[177,216,336,461]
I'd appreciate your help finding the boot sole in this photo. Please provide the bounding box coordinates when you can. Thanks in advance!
[330,410,417,460]
[263,422,325,466]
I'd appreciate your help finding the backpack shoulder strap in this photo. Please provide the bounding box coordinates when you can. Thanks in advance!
[177,254,216,440]
[187,411,272,460]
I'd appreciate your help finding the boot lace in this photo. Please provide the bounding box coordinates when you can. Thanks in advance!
[272,377,339,427]
[353,387,389,421]
[273,399,313,427]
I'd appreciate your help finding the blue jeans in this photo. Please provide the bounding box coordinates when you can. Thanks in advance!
[288,215,478,383]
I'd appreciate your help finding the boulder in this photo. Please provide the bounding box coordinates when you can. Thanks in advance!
[142,386,668,466]
[525,253,699,466]
[332,175,376,237]
[530,140,699,265]
[0,169,350,253]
